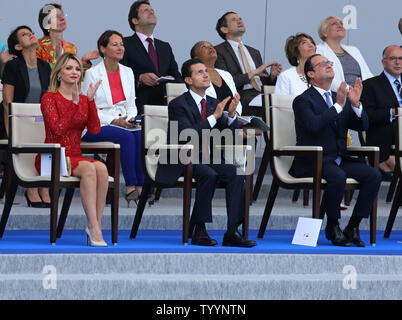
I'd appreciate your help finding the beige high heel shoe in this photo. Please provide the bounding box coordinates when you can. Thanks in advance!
[85,227,107,247]
[125,189,139,208]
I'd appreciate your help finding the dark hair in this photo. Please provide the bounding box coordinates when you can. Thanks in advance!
[304,53,321,84]
[128,0,150,31]
[38,3,63,36]
[190,41,203,59]
[97,30,124,58]
[181,58,204,88]
[216,11,236,40]
[7,25,33,56]
[285,33,316,66]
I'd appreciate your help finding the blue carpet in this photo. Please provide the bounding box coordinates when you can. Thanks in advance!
[1,229,402,255]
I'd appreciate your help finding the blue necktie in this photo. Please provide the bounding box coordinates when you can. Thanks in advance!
[324,92,342,165]
[324,92,332,107]
[395,79,401,99]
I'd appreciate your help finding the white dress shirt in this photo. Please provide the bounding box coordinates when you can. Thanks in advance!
[227,39,262,91]
[136,32,155,53]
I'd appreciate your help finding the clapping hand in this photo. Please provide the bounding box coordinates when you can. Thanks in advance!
[227,93,240,118]
[348,78,363,108]
[87,80,102,101]
[0,46,13,65]
[336,81,348,108]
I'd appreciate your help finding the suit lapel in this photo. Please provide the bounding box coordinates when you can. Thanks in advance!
[224,41,243,73]
[184,92,202,122]
[99,61,113,106]
[133,33,157,74]
[18,58,29,97]
[379,72,399,108]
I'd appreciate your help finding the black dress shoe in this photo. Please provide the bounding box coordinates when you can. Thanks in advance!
[343,225,365,247]
[222,231,257,248]
[191,229,217,246]
[325,224,352,247]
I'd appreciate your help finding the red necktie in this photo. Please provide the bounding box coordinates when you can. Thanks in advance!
[200,98,207,120]
[200,98,209,162]
[146,37,159,74]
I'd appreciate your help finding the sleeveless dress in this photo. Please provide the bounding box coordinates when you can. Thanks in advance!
[35,91,101,175]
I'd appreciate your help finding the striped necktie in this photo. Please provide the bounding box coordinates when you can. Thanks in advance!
[395,79,401,99]
[200,98,207,120]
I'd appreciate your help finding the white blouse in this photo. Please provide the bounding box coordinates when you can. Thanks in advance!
[274,66,309,95]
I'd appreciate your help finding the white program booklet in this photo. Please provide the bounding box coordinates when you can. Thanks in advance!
[292,217,323,247]
[41,147,69,176]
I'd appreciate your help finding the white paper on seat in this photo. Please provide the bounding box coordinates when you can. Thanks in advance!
[41,147,69,176]
[292,217,323,247]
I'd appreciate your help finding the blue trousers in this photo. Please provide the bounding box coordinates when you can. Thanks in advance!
[83,126,144,186]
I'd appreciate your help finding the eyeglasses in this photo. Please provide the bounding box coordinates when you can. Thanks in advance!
[384,56,402,62]
[313,60,334,68]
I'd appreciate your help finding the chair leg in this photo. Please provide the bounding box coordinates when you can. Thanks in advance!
[130,180,151,239]
[292,190,300,202]
[111,185,119,244]
[154,187,162,201]
[252,147,269,202]
[303,189,309,206]
[50,187,60,244]
[56,188,75,238]
[258,179,279,239]
[370,197,378,246]
[242,174,252,239]
[384,180,402,238]
[344,190,354,206]
[386,174,399,203]
[0,180,18,238]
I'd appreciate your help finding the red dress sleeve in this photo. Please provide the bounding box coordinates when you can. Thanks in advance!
[40,92,76,136]
[86,98,101,135]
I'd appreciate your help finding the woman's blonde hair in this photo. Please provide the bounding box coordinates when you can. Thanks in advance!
[49,52,83,92]
[317,16,340,41]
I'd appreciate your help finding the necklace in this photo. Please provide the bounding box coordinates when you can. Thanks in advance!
[299,74,307,84]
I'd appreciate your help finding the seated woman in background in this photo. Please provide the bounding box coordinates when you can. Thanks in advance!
[35,52,107,246]
[316,16,373,91]
[191,41,242,115]
[82,30,144,207]
[36,3,99,69]
[2,25,51,208]
[274,33,316,95]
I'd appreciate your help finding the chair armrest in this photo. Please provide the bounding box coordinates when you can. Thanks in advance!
[12,143,61,154]
[276,146,323,157]
[346,146,379,167]
[80,142,120,154]
[215,145,253,151]
[149,144,194,150]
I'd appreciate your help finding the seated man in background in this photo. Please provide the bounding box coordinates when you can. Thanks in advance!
[361,45,402,181]
[290,54,381,247]
[214,11,281,117]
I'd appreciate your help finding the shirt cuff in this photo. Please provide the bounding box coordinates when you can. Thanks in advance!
[390,109,394,123]
[333,103,343,114]
[352,102,363,118]
[207,115,217,128]
[227,114,237,126]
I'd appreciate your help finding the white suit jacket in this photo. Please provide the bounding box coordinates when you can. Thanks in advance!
[316,42,373,92]
[82,60,137,127]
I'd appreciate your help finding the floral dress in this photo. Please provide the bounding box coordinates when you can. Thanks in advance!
[36,36,91,70]
[35,91,101,175]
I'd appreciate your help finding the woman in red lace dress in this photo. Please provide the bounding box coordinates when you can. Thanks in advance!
[35,52,108,246]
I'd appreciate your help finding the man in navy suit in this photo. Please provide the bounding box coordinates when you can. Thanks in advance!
[155,58,256,247]
[290,54,381,247]
[121,1,182,114]
[361,45,402,180]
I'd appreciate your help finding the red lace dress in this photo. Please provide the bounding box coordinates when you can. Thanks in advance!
[35,91,101,175]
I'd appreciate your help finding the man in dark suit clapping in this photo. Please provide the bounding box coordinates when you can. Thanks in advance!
[155,58,256,248]
[290,54,381,247]
[121,1,182,114]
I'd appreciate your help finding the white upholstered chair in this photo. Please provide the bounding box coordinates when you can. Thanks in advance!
[165,82,186,105]
[0,102,121,244]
